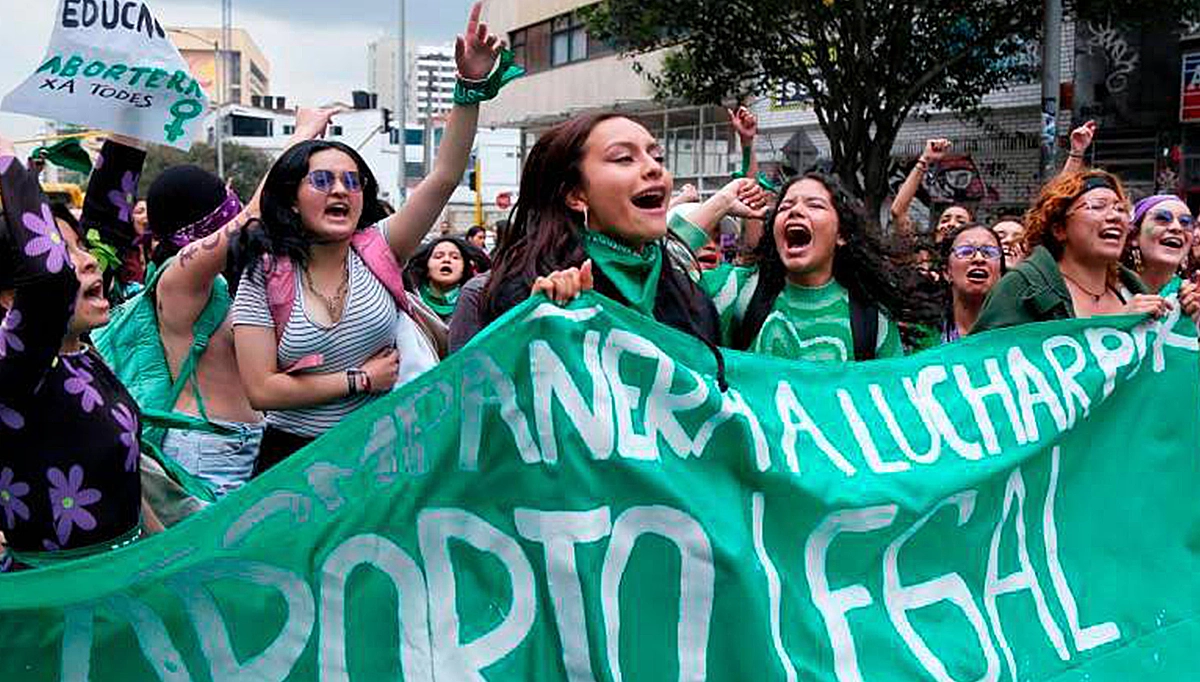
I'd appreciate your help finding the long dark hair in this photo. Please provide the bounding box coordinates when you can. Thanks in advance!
[481,113,621,322]
[734,172,940,350]
[404,235,480,291]
[938,222,1006,325]
[241,140,386,274]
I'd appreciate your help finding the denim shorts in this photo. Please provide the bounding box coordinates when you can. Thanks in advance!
[162,420,265,498]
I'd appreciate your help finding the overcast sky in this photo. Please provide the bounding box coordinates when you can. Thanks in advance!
[0,0,474,145]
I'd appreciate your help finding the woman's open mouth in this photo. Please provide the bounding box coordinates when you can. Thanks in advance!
[630,187,667,211]
[324,202,351,220]
[965,267,991,283]
[784,224,813,250]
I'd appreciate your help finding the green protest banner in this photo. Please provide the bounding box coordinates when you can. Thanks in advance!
[1,292,1198,681]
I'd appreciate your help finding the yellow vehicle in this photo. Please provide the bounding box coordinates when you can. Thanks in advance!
[41,182,84,210]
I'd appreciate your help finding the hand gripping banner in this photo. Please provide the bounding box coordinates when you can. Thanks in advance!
[1,291,1198,681]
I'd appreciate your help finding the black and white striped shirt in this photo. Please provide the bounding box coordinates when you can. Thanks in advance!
[232,249,396,437]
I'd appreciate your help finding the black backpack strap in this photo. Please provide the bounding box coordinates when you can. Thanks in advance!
[849,293,879,361]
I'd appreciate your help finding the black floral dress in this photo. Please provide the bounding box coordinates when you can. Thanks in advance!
[0,150,143,570]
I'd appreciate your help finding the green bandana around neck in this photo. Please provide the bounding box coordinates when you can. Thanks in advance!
[419,283,461,318]
[580,229,663,316]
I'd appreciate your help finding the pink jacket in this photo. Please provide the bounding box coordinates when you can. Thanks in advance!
[265,228,412,372]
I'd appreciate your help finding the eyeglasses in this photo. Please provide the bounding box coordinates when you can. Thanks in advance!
[306,170,362,193]
[1075,198,1130,220]
[1147,209,1195,230]
[950,244,1002,261]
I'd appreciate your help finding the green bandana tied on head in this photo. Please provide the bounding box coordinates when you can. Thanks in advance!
[580,230,662,316]
[419,283,461,319]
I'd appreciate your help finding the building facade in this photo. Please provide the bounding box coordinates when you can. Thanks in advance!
[480,1,744,194]
[368,40,458,127]
[168,27,269,107]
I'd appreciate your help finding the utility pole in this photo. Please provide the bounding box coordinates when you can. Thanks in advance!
[474,156,483,226]
[423,65,434,176]
[396,0,407,203]
[1039,0,1063,180]
[216,0,232,180]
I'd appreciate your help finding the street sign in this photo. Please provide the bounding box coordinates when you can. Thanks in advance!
[1180,52,1200,122]
[496,191,512,209]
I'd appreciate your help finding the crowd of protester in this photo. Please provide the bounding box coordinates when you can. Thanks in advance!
[3,1,1200,570]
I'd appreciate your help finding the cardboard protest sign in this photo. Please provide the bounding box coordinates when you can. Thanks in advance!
[2,0,210,149]
[1,291,1198,680]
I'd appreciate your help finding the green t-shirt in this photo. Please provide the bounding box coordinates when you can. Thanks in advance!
[698,266,903,362]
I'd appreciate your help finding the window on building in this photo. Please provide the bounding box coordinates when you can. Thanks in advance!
[551,13,587,66]
[229,114,272,137]
[404,129,423,145]
[330,126,343,137]
[283,124,295,135]
[405,161,425,178]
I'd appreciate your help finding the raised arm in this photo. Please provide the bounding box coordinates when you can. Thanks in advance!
[729,106,769,249]
[1058,120,1095,178]
[0,134,78,415]
[890,139,948,236]
[80,134,147,293]
[383,1,502,262]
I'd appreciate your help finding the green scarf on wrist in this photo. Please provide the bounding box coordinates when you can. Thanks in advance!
[419,283,461,319]
[580,230,662,316]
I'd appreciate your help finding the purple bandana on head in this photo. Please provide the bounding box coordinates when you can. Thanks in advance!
[167,188,243,248]
[1131,194,1182,232]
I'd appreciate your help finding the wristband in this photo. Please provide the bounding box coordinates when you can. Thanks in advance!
[363,372,373,393]
[347,368,364,396]
[453,48,525,106]
[1068,151,1086,159]
[731,169,781,194]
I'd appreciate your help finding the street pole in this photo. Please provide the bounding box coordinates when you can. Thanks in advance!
[213,36,223,180]
[474,156,483,226]
[1039,0,1063,181]
[396,0,407,204]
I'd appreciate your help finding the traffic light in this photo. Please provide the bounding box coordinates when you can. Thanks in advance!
[381,108,393,132]
[469,168,478,191]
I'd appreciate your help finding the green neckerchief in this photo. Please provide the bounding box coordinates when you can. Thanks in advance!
[420,283,461,318]
[580,230,663,316]
[453,48,525,105]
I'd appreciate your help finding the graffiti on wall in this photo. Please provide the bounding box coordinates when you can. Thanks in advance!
[1084,17,1139,95]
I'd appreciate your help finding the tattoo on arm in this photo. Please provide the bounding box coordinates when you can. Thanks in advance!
[200,231,223,251]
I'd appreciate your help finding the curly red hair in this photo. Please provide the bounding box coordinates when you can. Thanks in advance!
[1022,169,1129,261]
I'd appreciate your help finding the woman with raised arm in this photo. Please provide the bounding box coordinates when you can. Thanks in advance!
[1121,194,1194,294]
[890,138,972,239]
[232,2,507,471]
[674,171,939,361]
[974,170,1168,332]
[0,134,159,570]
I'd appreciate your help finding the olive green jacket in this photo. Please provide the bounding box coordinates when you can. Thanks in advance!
[972,245,1148,334]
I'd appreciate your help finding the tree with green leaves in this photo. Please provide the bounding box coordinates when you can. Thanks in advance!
[585,0,1200,215]
[137,141,272,203]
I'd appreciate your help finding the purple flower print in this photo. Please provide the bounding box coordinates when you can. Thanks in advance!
[62,357,104,413]
[111,403,139,472]
[22,203,69,273]
[0,468,30,529]
[0,155,14,175]
[42,539,60,552]
[0,403,23,430]
[47,465,101,546]
[107,171,139,223]
[0,309,23,359]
